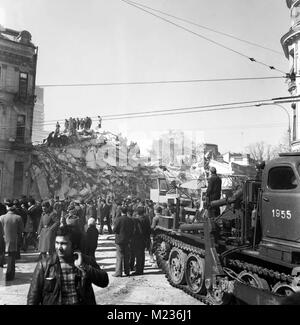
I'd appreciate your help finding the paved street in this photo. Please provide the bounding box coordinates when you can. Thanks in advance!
[0,232,202,305]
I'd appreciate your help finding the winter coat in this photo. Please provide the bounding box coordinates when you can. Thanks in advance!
[27,252,109,305]
[132,215,151,249]
[28,204,42,233]
[0,211,24,252]
[206,174,222,202]
[85,225,99,254]
[99,204,111,222]
[113,214,133,245]
[38,211,59,253]
[24,210,34,233]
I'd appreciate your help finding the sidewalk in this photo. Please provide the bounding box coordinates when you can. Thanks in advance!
[0,250,39,305]
[0,233,201,305]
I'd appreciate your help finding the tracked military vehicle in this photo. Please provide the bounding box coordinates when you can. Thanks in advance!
[153,152,300,304]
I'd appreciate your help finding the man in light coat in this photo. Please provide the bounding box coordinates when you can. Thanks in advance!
[0,202,24,281]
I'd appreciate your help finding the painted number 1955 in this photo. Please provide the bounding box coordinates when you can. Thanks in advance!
[272,209,292,219]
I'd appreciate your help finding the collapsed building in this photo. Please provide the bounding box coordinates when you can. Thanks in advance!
[28,131,157,201]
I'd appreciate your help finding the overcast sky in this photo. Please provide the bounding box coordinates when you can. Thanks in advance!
[0,0,292,154]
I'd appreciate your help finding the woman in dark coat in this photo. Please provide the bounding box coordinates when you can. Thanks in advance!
[37,202,59,258]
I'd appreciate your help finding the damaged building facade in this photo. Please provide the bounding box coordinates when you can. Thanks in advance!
[0,26,37,201]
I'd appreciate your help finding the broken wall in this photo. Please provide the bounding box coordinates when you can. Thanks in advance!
[29,132,157,201]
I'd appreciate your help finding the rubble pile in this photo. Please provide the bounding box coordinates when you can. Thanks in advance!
[29,131,157,201]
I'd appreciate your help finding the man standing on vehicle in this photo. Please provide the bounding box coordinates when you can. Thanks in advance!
[206,167,222,218]
[27,225,109,305]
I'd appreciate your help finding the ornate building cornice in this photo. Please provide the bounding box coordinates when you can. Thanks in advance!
[0,49,36,70]
[281,27,300,57]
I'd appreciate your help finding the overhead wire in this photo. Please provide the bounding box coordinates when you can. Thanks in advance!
[1,96,296,129]
[37,95,298,124]
[120,0,286,74]
[37,75,287,88]
[124,0,283,56]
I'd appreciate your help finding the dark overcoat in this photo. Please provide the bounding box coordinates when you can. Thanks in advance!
[38,211,59,253]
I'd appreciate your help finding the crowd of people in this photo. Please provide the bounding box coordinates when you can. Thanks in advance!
[63,116,93,135]
[0,194,205,274]
[0,188,208,305]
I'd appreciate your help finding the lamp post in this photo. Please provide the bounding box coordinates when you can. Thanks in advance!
[273,104,291,148]
[255,103,291,148]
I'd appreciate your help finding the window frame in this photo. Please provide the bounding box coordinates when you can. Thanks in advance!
[267,165,298,191]
[19,72,28,98]
[16,114,26,142]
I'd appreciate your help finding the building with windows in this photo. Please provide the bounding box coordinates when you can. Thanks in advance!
[0,26,37,201]
[281,0,300,149]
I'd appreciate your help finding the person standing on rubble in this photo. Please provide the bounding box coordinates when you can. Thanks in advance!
[64,119,69,133]
[55,122,60,136]
[97,116,102,129]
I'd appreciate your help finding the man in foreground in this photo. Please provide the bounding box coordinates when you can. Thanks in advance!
[27,225,109,305]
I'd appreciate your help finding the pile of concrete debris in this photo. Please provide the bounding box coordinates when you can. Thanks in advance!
[29,131,157,201]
